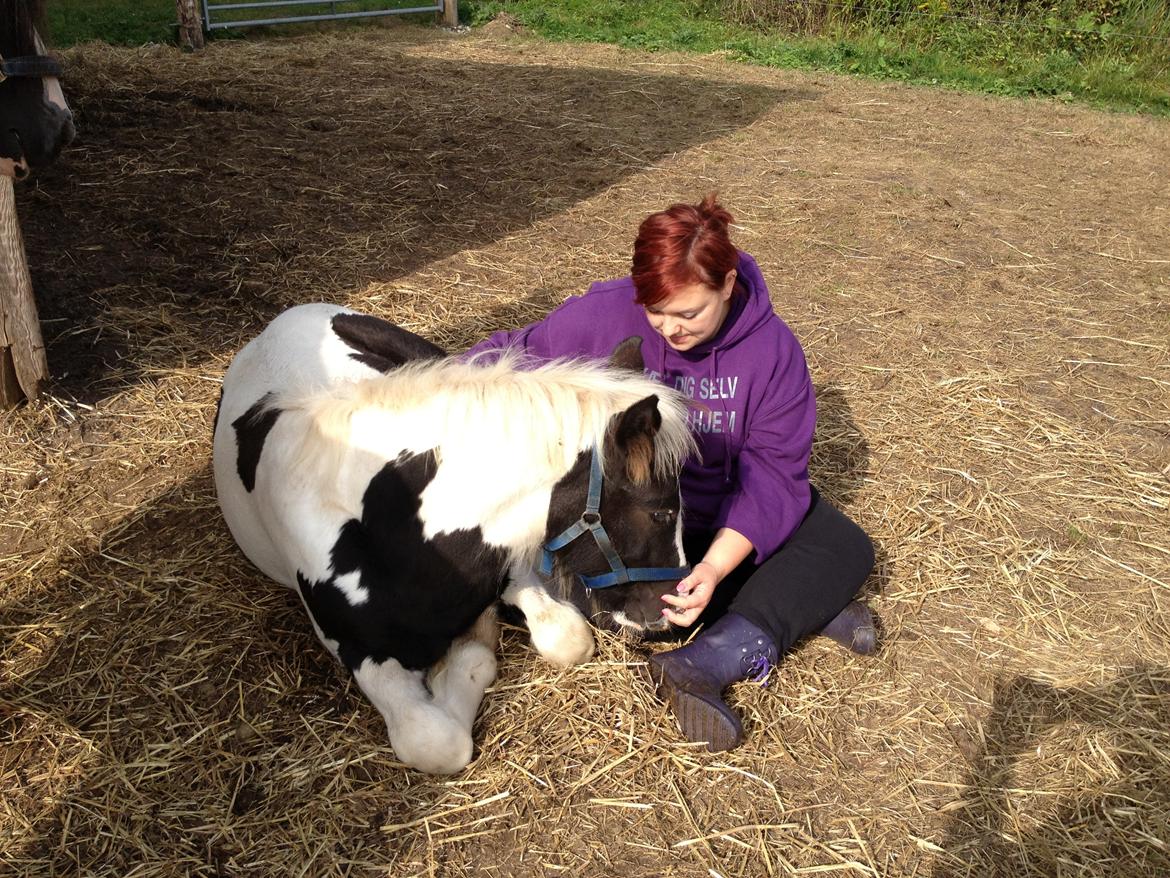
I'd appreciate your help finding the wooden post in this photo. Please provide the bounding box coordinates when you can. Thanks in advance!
[442,0,458,28]
[176,0,206,51]
[0,176,49,407]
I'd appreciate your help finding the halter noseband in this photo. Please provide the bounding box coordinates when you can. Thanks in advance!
[0,53,64,84]
[539,447,691,591]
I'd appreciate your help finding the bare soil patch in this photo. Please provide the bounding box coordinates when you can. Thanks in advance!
[2,23,1168,877]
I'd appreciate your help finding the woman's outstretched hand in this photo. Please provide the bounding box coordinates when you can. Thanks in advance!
[661,561,720,628]
[660,527,755,628]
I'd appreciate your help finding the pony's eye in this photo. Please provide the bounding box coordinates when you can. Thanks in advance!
[651,510,676,525]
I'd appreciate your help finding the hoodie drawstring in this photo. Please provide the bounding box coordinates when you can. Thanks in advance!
[714,347,733,483]
[663,331,735,484]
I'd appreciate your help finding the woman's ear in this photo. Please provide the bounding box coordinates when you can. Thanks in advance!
[721,269,738,300]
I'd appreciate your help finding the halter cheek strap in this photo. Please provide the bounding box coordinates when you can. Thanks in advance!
[539,448,691,591]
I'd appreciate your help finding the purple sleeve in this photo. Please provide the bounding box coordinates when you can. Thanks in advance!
[461,315,561,365]
[462,293,611,363]
[463,323,551,363]
[712,376,816,563]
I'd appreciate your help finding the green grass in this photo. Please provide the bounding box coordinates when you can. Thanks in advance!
[461,0,1170,114]
[48,0,177,45]
[44,0,1170,114]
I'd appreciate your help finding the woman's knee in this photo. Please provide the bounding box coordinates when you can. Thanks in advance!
[841,514,875,582]
[848,516,876,575]
[807,494,875,580]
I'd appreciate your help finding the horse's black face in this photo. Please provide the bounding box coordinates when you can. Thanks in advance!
[546,396,689,636]
[582,472,687,636]
[0,76,74,176]
[1,6,75,178]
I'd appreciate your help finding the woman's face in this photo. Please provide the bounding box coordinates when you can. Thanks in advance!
[643,269,737,352]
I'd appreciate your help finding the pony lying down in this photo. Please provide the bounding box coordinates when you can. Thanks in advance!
[213,304,696,774]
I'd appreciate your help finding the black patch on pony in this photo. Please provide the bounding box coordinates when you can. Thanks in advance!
[538,449,607,625]
[298,450,508,671]
[232,393,282,493]
[330,313,445,373]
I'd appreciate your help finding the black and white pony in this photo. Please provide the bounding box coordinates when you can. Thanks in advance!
[213,304,696,774]
[0,0,74,179]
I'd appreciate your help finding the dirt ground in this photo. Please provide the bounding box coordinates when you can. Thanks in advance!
[2,20,1168,877]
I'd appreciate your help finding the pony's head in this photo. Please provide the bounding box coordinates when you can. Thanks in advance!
[544,337,695,636]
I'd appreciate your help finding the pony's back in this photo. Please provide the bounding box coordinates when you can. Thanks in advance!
[213,303,394,584]
[290,352,694,505]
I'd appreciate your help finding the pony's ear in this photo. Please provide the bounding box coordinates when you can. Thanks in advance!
[608,336,645,373]
[613,395,661,485]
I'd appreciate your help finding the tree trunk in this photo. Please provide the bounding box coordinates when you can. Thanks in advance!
[177,0,206,51]
[442,0,458,28]
[0,176,49,407]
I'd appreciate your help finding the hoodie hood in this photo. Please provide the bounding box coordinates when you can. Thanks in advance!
[650,251,775,372]
[650,252,776,481]
[686,251,775,356]
[463,248,816,561]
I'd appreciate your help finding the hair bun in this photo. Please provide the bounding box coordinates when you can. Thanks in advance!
[697,192,734,229]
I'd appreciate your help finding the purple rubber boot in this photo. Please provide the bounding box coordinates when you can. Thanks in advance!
[818,601,878,655]
[647,613,778,752]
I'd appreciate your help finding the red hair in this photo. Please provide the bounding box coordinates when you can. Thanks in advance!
[631,193,738,308]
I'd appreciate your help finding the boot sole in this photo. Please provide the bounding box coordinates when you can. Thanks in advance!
[647,657,743,752]
[668,687,743,752]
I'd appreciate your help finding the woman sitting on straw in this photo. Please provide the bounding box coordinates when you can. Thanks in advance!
[466,194,878,751]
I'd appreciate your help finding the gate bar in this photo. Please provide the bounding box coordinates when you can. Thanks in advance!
[210,0,428,11]
[201,0,447,30]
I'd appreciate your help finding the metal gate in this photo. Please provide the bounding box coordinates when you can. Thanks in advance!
[201,0,451,31]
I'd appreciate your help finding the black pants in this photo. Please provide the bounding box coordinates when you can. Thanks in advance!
[682,487,875,654]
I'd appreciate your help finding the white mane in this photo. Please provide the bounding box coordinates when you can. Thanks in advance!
[280,353,696,559]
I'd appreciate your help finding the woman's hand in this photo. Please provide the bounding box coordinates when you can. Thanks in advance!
[660,528,755,628]
[661,561,721,628]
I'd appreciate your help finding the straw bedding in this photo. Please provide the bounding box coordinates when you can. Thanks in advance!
[2,21,1168,877]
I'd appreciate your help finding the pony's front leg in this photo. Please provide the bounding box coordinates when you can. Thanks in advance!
[426,605,500,730]
[352,656,475,775]
[502,564,595,668]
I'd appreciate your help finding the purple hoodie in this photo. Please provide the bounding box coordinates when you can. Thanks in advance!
[465,251,815,562]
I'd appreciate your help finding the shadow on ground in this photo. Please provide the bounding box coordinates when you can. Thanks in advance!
[934,666,1170,878]
[812,381,891,604]
[0,467,428,874]
[17,38,810,399]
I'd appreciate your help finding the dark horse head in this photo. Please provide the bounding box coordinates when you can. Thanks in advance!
[1,0,74,179]
[543,338,696,637]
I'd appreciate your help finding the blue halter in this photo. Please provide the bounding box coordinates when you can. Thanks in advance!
[539,447,691,590]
